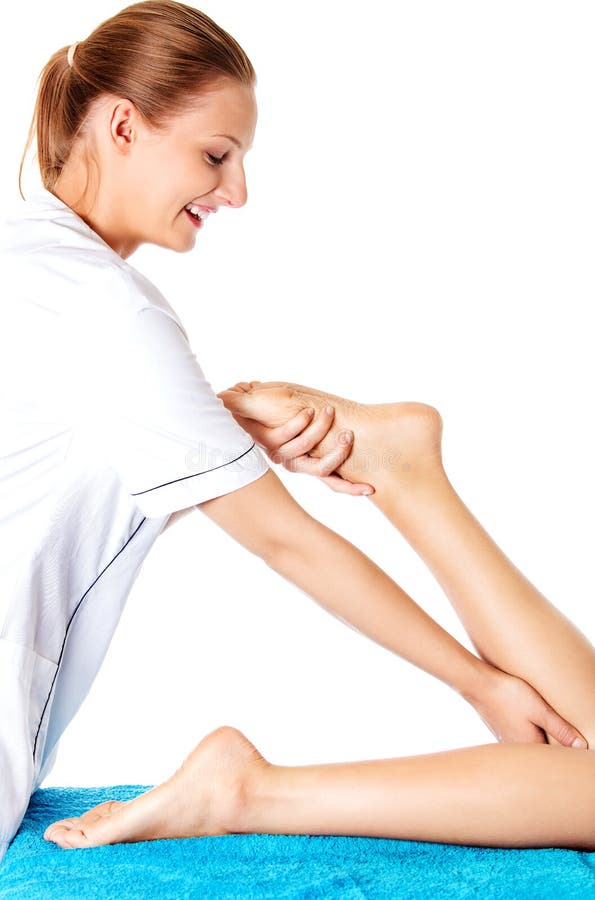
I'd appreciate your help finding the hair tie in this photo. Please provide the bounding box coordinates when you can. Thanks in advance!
[67,42,79,68]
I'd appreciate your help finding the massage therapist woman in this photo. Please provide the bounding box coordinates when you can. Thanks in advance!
[2,0,595,862]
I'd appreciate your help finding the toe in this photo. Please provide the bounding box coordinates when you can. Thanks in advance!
[44,800,127,845]
[44,818,78,841]
[48,819,111,850]
[54,825,92,849]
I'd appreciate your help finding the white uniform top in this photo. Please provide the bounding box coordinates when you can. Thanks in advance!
[0,187,270,862]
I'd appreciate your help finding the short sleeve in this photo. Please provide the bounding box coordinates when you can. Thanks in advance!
[75,302,269,518]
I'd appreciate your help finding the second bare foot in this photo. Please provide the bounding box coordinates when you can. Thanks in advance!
[43,725,268,849]
[233,381,445,489]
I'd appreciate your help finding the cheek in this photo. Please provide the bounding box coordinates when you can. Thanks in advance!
[143,150,188,197]
[139,152,214,218]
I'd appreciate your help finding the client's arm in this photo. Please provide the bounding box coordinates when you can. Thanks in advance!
[197,467,585,748]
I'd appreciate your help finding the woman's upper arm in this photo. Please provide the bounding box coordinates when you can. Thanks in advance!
[196,467,313,563]
[72,292,269,519]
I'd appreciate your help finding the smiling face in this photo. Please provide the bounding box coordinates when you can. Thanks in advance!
[54,78,257,258]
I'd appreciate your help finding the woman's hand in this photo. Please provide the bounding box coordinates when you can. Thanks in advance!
[217,381,375,496]
[467,667,588,748]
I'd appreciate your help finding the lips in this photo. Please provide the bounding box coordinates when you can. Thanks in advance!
[184,203,218,218]
[183,201,218,230]
[185,208,203,228]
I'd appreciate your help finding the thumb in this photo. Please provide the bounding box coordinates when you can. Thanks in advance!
[539,705,588,749]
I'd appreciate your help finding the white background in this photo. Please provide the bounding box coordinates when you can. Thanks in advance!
[2,0,594,787]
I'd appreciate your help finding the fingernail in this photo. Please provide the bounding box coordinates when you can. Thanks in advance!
[306,407,315,417]
[339,430,353,443]
[572,738,587,749]
[325,405,334,415]
[361,488,374,495]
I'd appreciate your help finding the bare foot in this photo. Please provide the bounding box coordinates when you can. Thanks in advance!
[43,726,267,849]
[220,380,445,489]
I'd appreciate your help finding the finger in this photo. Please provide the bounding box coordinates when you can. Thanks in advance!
[221,409,264,435]
[317,473,375,495]
[237,407,338,457]
[217,408,272,445]
[283,444,356,477]
[500,723,547,744]
[537,706,588,749]
[231,408,319,454]
[290,428,358,475]
[262,408,319,453]
[235,419,273,445]
[272,407,337,462]
[523,722,548,744]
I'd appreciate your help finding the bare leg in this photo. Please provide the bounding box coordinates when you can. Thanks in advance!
[235,382,595,749]
[43,387,595,851]
[45,724,595,851]
[368,449,595,749]
[245,737,595,849]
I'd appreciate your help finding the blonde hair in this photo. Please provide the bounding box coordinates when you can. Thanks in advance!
[19,0,256,199]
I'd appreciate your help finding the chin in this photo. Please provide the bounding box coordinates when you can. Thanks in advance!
[151,231,197,254]
[161,217,201,253]
[175,234,199,254]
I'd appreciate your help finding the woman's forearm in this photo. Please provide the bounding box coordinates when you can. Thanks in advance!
[266,511,491,702]
[199,459,488,703]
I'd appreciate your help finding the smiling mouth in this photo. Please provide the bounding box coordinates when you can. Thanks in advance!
[184,207,203,228]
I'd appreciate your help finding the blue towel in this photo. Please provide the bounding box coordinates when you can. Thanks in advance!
[1,785,595,899]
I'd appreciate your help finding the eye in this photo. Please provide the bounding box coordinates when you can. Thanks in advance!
[206,153,225,167]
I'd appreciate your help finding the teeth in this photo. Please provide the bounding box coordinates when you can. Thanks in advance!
[185,204,210,219]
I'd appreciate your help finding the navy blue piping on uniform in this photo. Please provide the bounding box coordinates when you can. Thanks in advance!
[32,515,148,764]
[31,443,259,765]
[130,442,257,496]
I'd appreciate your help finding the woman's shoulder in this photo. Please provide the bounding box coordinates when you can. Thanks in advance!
[101,263,189,341]
[2,238,183,335]
[0,191,177,319]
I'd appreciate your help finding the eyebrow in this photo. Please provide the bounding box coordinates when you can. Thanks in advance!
[212,133,243,149]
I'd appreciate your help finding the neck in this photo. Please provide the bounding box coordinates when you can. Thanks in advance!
[52,169,137,259]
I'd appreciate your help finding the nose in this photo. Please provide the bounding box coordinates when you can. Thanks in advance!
[215,164,248,209]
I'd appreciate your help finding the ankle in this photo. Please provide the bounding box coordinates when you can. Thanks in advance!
[224,758,275,835]
[369,458,453,520]
[346,401,446,489]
